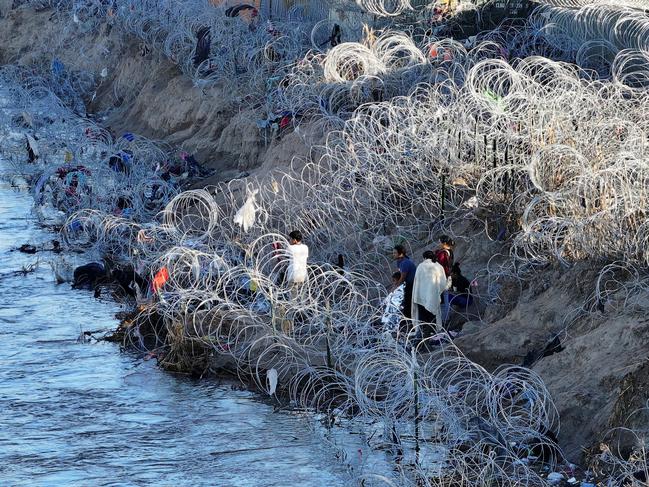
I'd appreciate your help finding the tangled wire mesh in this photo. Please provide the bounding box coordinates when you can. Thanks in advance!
[2,0,649,484]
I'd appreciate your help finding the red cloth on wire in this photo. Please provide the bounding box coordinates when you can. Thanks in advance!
[152,267,169,293]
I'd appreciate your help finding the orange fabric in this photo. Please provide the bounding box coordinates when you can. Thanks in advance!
[152,267,169,293]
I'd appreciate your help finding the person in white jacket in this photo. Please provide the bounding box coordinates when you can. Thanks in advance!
[411,250,452,338]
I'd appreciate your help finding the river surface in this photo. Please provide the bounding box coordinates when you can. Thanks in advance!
[0,159,354,486]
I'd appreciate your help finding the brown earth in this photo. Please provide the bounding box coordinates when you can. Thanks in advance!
[0,5,319,178]
[455,258,649,462]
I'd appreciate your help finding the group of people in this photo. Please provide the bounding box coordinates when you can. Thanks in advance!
[69,222,468,343]
[282,230,472,343]
[388,236,472,340]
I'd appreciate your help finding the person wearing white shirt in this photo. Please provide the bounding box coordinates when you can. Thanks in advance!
[287,230,309,286]
[281,230,308,335]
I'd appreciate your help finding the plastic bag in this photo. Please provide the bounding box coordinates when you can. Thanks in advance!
[233,189,258,233]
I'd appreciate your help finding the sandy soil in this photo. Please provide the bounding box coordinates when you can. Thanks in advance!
[0,6,319,175]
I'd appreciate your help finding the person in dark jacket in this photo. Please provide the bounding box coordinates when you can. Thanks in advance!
[435,235,455,322]
[392,244,417,320]
[448,263,472,309]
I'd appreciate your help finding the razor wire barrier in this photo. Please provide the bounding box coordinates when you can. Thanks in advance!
[16,0,368,105]
[1,73,570,485]
[4,1,649,341]
[2,2,649,485]
[12,0,649,123]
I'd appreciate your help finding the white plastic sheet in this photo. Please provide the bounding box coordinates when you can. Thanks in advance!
[233,189,258,233]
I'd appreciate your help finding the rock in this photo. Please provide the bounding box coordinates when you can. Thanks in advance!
[18,243,37,254]
[460,320,482,335]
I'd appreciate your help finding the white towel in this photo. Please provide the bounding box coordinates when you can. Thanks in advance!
[411,260,451,332]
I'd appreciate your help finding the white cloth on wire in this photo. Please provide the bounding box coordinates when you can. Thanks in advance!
[233,189,258,232]
[26,134,39,157]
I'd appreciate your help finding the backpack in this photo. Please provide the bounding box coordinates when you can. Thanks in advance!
[435,248,452,276]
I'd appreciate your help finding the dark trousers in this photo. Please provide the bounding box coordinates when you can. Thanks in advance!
[398,283,414,337]
[417,304,436,323]
[449,293,472,309]
[402,283,413,319]
[417,304,438,338]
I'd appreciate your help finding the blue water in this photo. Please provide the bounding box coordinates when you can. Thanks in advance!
[0,164,350,486]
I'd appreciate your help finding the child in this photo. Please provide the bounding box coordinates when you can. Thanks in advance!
[449,263,472,309]
[381,272,404,336]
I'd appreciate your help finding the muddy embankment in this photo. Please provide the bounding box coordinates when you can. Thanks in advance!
[2,5,648,465]
[455,256,649,461]
[0,5,321,180]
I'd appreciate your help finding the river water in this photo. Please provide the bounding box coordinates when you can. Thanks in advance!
[0,135,356,486]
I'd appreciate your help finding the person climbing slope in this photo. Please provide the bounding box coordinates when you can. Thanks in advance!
[449,263,472,310]
[435,235,455,324]
[435,235,455,276]
[287,230,308,291]
[279,230,309,334]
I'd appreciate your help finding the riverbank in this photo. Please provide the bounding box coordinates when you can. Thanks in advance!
[0,5,322,177]
[2,1,649,485]
[0,149,364,487]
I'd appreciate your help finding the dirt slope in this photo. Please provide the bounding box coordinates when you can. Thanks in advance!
[0,6,318,176]
[456,261,649,461]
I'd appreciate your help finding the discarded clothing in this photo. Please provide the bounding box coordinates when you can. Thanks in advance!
[152,267,169,293]
[233,190,258,233]
[72,262,106,289]
[193,26,211,67]
[51,58,65,77]
[109,152,132,173]
[225,4,256,18]
[56,165,90,180]
[179,152,204,176]
[26,135,39,162]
